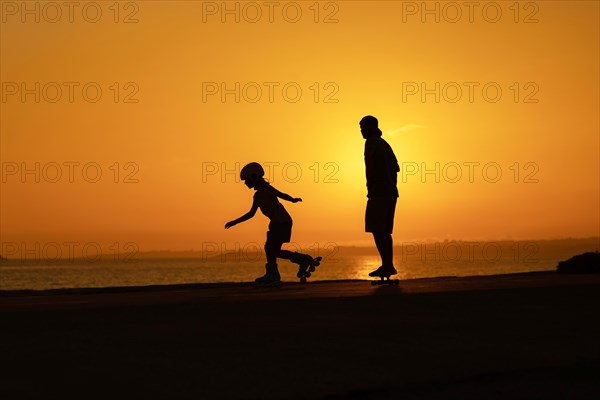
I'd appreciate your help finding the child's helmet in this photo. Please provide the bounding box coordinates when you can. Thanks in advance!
[240,162,264,180]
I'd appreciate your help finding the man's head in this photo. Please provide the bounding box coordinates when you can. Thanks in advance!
[359,115,382,139]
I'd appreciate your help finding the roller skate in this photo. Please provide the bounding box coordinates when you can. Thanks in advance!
[291,252,322,283]
[254,263,282,287]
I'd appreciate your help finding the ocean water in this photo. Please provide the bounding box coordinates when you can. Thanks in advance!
[1,239,597,291]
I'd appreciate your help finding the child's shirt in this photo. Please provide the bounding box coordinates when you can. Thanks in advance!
[254,183,292,223]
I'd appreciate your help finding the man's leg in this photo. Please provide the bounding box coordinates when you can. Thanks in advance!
[367,197,397,277]
[373,232,393,267]
[387,233,394,267]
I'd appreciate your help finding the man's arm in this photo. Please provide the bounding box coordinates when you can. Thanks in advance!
[364,141,377,182]
[225,199,259,228]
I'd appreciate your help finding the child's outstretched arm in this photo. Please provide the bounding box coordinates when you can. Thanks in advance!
[225,199,258,229]
[274,188,302,203]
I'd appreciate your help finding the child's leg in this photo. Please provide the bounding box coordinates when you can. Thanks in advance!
[276,249,313,265]
[255,239,283,283]
[281,249,319,280]
[277,249,295,260]
[264,240,284,264]
[265,241,300,262]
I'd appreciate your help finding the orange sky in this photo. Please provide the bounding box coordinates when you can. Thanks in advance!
[1,1,599,253]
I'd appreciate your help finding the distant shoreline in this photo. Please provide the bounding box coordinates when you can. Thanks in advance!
[0,270,570,297]
[1,236,598,262]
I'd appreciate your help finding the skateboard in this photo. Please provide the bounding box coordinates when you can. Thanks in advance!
[298,256,322,283]
[371,276,400,286]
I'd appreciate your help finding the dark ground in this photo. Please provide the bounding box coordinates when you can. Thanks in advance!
[1,272,600,399]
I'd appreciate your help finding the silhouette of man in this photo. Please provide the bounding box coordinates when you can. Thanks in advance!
[360,115,400,279]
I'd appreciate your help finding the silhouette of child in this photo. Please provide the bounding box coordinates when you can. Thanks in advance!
[225,162,320,286]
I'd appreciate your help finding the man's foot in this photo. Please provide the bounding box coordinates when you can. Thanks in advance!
[368,265,397,278]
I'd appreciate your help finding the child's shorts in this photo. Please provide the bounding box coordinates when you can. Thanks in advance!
[266,221,293,243]
[365,196,397,234]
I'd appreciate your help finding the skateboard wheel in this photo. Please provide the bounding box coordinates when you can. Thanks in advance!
[309,266,316,272]
[305,272,311,278]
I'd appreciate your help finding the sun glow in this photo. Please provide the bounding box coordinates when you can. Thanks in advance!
[1,1,598,251]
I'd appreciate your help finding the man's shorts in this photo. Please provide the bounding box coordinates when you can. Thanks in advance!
[365,196,397,234]
[266,221,293,243]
